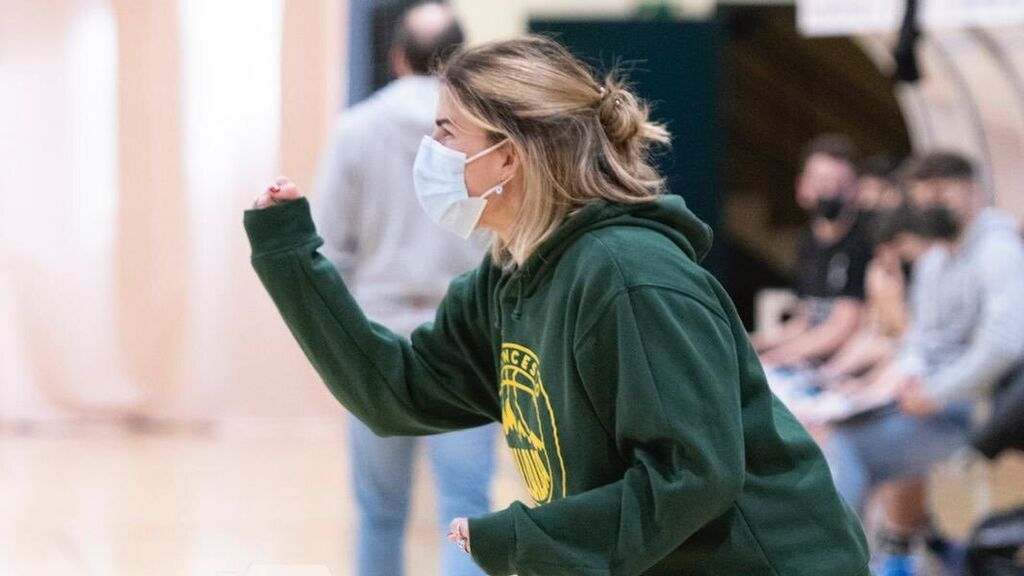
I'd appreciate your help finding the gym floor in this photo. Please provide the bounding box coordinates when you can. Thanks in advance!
[1,418,1021,575]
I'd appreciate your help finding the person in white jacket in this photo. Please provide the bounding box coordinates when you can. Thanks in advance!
[825,151,1024,574]
[312,4,493,576]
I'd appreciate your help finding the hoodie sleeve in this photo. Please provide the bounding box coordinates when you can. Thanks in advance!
[468,286,745,576]
[927,236,1024,404]
[244,198,499,435]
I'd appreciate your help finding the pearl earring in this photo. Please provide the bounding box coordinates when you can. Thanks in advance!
[494,184,503,195]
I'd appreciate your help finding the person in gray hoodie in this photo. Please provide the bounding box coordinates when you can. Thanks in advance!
[825,151,1024,573]
[311,4,493,576]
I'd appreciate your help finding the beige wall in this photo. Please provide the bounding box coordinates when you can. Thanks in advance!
[112,0,189,416]
[282,0,345,190]
[450,0,715,42]
[0,0,347,423]
[1,0,127,420]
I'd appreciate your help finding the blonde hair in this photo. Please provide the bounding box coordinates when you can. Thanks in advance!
[439,35,671,267]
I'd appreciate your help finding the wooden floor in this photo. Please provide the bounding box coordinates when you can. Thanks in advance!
[0,418,529,576]
[1,418,1021,576]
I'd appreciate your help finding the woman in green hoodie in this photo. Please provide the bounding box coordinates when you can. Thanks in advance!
[246,36,870,576]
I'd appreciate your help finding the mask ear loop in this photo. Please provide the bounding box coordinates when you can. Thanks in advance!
[466,138,510,164]
[468,138,513,199]
[481,176,512,199]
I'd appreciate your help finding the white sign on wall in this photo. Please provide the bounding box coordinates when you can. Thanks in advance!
[797,0,1024,37]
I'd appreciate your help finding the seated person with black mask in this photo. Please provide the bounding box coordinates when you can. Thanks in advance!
[824,151,1024,576]
[856,154,905,222]
[755,134,873,369]
[815,204,923,388]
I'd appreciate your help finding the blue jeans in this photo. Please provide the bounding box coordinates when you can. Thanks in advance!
[350,419,496,576]
[824,405,971,515]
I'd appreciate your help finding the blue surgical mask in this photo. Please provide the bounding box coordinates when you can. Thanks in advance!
[413,136,510,239]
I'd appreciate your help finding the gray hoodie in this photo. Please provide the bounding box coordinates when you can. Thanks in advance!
[312,76,486,335]
[897,207,1024,404]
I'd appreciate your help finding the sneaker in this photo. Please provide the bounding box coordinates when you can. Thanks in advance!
[879,554,915,576]
[925,535,968,576]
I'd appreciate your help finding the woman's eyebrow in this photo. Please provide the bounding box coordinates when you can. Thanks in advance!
[437,117,488,137]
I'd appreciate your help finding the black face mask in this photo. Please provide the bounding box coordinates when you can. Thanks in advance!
[901,260,914,282]
[816,197,845,222]
[918,205,961,239]
[859,208,882,224]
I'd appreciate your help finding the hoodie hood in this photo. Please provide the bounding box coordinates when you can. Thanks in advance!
[504,194,714,301]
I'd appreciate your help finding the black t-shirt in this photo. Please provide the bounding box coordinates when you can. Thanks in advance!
[794,216,873,326]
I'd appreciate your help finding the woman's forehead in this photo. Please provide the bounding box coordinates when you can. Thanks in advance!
[437,87,489,136]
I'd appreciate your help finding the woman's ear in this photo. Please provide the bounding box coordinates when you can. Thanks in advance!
[500,143,521,182]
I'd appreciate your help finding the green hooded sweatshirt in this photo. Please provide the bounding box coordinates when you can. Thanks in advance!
[244,196,870,576]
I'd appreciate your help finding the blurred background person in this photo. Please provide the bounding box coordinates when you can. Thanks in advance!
[312,3,494,576]
[814,204,920,389]
[824,151,1024,576]
[857,154,906,218]
[755,134,872,369]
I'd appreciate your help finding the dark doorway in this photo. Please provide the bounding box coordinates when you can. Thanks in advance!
[528,17,725,275]
[346,0,436,106]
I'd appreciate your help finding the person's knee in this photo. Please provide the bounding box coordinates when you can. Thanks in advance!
[350,433,416,507]
[824,431,871,510]
[360,503,410,530]
[353,465,413,522]
[824,429,862,472]
[881,477,930,529]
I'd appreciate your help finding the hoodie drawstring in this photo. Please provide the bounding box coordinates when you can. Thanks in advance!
[512,280,525,319]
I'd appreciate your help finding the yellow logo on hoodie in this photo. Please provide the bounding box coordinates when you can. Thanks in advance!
[500,343,567,504]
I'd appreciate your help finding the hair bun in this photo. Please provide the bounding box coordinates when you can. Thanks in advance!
[595,76,668,149]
